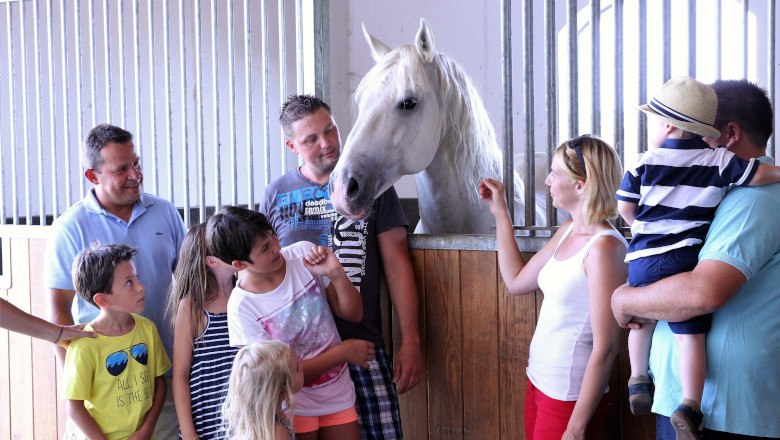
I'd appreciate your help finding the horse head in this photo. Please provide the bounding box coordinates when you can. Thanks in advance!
[330,18,449,220]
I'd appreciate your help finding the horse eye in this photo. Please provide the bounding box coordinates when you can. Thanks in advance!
[398,98,418,111]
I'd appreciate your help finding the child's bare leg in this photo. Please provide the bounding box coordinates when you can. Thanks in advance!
[675,332,706,408]
[627,321,657,415]
[318,421,359,440]
[296,431,318,440]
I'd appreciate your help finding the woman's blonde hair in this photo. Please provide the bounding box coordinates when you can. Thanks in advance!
[222,341,296,440]
[553,134,623,224]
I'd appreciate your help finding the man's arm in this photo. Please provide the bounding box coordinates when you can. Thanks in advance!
[46,288,77,365]
[378,226,422,394]
[611,259,746,327]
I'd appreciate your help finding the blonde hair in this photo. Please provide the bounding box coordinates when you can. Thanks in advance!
[222,341,297,440]
[554,135,623,224]
[167,223,228,336]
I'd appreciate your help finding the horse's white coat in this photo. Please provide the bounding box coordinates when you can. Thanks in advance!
[330,18,542,234]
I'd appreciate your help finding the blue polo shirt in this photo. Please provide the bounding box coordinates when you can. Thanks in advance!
[649,157,780,437]
[44,190,185,359]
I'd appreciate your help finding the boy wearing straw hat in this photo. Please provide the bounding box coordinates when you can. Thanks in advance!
[616,76,780,439]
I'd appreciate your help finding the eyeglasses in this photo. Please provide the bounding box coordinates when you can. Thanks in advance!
[567,134,591,177]
[105,343,148,376]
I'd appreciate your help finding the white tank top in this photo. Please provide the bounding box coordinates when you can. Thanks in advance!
[526,224,627,401]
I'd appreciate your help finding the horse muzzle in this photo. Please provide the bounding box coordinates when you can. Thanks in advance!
[329,174,375,220]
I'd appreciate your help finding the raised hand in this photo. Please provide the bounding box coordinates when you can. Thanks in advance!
[302,245,343,279]
[478,177,509,216]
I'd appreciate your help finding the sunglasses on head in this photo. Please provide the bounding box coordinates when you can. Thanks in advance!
[567,134,592,177]
[105,343,148,376]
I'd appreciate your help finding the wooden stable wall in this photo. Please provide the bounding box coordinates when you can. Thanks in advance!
[0,226,655,439]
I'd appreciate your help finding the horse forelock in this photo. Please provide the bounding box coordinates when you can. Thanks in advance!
[354,45,427,105]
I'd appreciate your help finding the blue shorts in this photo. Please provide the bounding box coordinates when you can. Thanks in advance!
[628,245,711,335]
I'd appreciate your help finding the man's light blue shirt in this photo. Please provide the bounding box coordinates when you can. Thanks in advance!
[649,156,780,437]
[44,190,186,359]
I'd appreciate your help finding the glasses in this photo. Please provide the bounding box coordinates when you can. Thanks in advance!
[105,343,148,376]
[567,134,591,177]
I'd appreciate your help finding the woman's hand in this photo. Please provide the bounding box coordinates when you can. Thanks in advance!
[477,177,509,216]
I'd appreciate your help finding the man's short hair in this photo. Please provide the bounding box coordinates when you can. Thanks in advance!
[711,80,774,148]
[72,243,139,307]
[82,123,134,171]
[279,95,332,139]
[206,206,275,265]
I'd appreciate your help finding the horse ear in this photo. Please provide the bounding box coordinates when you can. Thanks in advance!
[362,23,391,63]
[415,18,435,63]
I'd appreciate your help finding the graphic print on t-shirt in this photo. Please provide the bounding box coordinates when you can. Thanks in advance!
[274,187,337,246]
[333,217,369,293]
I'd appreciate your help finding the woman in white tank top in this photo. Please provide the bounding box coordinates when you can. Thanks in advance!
[478,135,628,440]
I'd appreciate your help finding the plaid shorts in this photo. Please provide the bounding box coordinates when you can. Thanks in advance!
[349,347,404,440]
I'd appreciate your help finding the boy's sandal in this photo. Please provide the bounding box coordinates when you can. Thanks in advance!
[670,404,703,440]
[627,377,653,415]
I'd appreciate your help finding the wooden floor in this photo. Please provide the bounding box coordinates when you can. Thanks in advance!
[0,226,655,439]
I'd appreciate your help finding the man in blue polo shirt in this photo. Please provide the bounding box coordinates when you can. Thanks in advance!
[45,123,185,439]
[612,80,780,439]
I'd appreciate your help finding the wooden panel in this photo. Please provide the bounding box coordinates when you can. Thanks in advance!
[397,249,428,439]
[498,252,538,439]
[0,309,10,440]
[425,249,462,439]
[460,251,499,439]
[8,238,35,440]
[29,238,59,439]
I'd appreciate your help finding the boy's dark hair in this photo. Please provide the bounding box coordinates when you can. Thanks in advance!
[279,95,331,139]
[82,123,134,170]
[206,206,275,265]
[712,80,774,148]
[72,242,139,307]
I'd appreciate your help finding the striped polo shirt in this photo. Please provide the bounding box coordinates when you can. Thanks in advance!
[616,136,758,261]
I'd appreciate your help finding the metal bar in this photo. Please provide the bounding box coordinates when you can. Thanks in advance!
[146,0,159,194]
[296,0,303,93]
[7,5,18,223]
[33,0,44,223]
[662,0,671,81]
[61,0,72,207]
[163,0,174,201]
[279,0,288,173]
[88,0,97,127]
[196,0,205,222]
[544,0,557,226]
[118,0,127,125]
[244,0,255,210]
[179,0,190,227]
[132,0,143,186]
[717,0,722,78]
[522,0,534,226]
[20,1,31,223]
[591,0,601,135]
[614,0,625,162]
[228,0,238,206]
[743,0,749,78]
[0,8,4,223]
[638,0,648,153]
[261,0,271,186]
[103,0,111,123]
[211,0,221,213]
[688,0,696,77]
[313,1,330,102]
[769,0,776,157]
[567,0,578,137]
[47,0,58,217]
[74,0,84,197]
[501,0,514,223]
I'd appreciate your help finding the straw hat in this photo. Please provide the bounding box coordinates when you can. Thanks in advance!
[639,76,721,139]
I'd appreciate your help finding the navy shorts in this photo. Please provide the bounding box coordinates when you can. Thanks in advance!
[628,245,711,335]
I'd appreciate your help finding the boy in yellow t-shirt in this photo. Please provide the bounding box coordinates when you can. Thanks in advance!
[62,243,171,440]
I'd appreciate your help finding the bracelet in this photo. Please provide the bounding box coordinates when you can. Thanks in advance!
[54,325,64,343]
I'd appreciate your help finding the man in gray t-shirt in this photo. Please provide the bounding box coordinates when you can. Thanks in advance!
[262,95,421,439]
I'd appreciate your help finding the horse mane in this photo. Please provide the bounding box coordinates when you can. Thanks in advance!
[353,45,504,193]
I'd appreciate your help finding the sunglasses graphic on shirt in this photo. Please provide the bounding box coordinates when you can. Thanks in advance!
[105,343,148,376]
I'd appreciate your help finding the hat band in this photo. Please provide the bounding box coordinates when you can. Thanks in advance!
[648,98,712,127]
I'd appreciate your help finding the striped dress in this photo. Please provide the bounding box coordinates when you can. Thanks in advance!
[187,311,240,440]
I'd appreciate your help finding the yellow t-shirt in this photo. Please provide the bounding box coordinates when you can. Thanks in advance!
[63,314,171,440]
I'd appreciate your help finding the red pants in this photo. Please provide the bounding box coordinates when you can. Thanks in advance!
[524,379,609,440]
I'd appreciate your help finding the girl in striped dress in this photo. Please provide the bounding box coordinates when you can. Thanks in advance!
[169,223,240,440]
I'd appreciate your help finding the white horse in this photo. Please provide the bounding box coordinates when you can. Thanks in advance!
[329,18,545,234]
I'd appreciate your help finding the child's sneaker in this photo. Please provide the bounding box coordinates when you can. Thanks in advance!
[670,402,703,440]
[627,375,653,415]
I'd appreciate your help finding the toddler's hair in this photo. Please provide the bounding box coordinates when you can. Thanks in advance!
[222,340,296,440]
[72,242,139,307]
[206,205,275,265]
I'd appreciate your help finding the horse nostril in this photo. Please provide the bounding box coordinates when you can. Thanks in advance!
[346,177,360,198]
